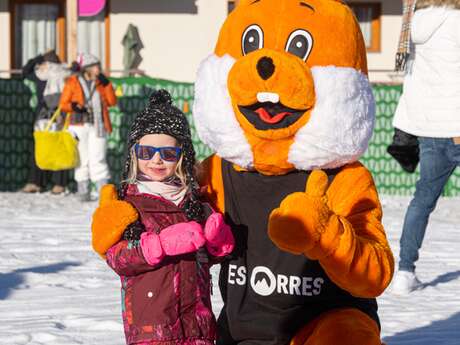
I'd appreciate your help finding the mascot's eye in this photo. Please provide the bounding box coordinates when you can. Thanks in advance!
[285,29,313,61]
[242,24,264,55]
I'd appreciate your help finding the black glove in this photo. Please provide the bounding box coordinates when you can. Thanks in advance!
[71,102,87,114]
[97,73,110,86]
[387,128,419,173]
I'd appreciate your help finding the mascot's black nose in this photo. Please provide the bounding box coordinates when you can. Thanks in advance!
[257,57,275,80]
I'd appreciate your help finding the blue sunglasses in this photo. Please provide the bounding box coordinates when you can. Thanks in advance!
[134,144,182,162]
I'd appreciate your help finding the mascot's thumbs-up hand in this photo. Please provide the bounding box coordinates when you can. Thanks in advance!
[268,170,342,260]
[92,185,138,257]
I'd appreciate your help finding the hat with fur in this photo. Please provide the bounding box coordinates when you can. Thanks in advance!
[76,52,100,69]
[121,89,203,222]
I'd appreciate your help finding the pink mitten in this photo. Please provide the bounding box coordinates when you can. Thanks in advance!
[159,221,206,256]
[140,232,165,265]
[204,213,235,257]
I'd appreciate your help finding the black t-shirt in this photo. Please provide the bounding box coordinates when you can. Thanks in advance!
[217,159,379,345]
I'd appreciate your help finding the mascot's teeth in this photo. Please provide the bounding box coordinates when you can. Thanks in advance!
[257,92,280,104]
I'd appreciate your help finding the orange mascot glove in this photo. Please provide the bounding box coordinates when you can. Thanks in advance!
[91,184,139,257]
[268,170,341,260]
[268,165,394,298]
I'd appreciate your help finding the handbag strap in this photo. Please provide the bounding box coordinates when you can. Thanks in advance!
[63,113,71,130]
[44,107,62,132]
[43,108,71,131]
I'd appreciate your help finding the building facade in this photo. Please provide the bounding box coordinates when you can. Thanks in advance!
[0,0,403,83]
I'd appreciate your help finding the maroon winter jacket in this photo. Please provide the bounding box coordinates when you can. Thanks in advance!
[106,185,216,345]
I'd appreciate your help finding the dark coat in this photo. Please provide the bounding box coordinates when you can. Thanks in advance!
[22,55,47,116]
[106,185,216,345]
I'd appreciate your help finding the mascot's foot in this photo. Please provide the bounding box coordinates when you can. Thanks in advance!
[290,309,382,345]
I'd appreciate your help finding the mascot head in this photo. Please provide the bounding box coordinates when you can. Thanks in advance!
[194,0,375,175]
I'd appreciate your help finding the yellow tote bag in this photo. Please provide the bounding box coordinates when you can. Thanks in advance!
[34,108,79,171]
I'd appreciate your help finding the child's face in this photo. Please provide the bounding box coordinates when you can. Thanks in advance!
[84,64,101,80]
[137,134,181,182]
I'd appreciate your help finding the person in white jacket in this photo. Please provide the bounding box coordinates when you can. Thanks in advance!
[392,0,460,294]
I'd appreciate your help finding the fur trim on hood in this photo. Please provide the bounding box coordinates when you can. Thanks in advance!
[416,0,460,10]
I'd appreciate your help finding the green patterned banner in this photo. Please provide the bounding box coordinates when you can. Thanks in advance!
[1,77,459,195]
[0,79,36,191]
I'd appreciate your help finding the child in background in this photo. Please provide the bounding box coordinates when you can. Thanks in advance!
[60,52,117,201]
[93,90,234,345]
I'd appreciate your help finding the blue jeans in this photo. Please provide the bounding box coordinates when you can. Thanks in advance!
[399,137,460,272]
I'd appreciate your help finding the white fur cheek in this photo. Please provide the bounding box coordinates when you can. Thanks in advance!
[288,66,375,170]
[193,54,254,168]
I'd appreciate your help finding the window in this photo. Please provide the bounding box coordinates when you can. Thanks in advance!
[10,0,110,70]
[78,5,110,70]
[10,0,66,68]
[348,2,381,52]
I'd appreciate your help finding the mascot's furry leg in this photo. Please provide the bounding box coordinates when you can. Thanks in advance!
[290,309,381,345]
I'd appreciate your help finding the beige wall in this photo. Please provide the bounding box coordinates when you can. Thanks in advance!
[0,0,10,75]
[350,0,404,83]
[110,0,228,82]
[0,0,404,82]
[110,0,403,83]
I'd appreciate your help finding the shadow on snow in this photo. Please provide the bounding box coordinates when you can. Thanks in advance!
[383,270,460,345]
[383,312,460,345]
[419,270,460,290]
[0,261,80,299]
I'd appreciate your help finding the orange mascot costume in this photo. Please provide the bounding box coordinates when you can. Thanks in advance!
[192,1,394,345]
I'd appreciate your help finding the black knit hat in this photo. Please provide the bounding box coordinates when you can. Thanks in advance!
[121,89,203,222]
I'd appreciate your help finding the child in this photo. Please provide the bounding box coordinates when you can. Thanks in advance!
[103,90,234,345]
[60,52,117,201]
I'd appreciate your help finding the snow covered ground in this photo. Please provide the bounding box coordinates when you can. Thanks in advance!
[0,192,459,345]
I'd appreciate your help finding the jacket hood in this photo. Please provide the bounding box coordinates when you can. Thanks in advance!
[411,7,450,44]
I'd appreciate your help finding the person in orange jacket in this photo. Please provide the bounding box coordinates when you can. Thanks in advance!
[60,53,117,201]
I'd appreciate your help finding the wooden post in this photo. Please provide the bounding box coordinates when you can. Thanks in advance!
[67,0,78,62]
